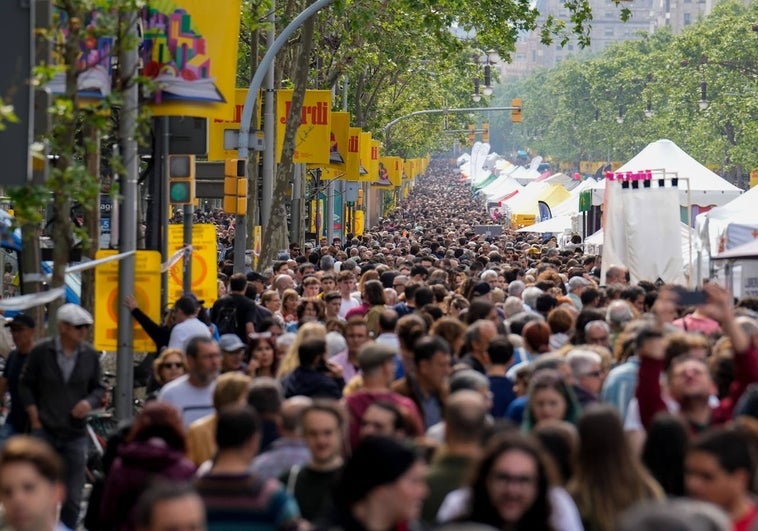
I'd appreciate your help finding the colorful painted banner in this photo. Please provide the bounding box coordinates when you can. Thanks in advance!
[142,1,242,119]
[276,90,332,163]
[345,127,362,181]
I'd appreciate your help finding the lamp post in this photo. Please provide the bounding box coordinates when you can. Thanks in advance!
[471,49,498,102]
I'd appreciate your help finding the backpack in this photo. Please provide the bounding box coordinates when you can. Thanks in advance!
[214,302,238,336]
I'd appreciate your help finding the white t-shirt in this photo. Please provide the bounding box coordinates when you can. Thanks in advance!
[338,296,361,318]
[437,486,584,531]
[158,374,216,428]
[168,317,212,352]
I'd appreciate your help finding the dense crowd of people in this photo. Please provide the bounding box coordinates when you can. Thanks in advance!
[1,158,758,531]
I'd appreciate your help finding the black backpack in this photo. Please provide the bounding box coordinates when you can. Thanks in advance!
[214,301,239,336]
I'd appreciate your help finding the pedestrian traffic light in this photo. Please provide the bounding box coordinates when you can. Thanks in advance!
[511,98,523,123]
[482,122,490,143]
[468,124,475,145]
[168,154,195,205]
[224,158,248,215]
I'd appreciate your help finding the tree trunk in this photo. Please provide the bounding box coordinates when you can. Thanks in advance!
[80,124,100,316]
[260,1,316,267]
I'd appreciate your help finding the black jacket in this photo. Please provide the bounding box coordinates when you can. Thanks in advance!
[281,367,344,399]
[19,338,106,439]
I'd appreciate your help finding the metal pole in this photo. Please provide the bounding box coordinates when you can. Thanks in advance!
[160,117,170,310]
[291,164,303,244]
[261,1,276,227]
[325,178,333,243]
[183,205,193,294]
[238,0,335,174]
[383,106,518,144]
[115,10,139,421]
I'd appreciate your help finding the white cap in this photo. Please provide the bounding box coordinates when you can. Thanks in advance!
[57,303,94,326]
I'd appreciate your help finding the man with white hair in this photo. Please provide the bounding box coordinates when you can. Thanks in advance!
[480,270,499,289]
[567,276,592,310]
[606,300,635,348]
[567,349,604,407]
[522,286,544,311]
[507,280,525,299]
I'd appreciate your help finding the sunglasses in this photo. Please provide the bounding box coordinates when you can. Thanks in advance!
[162,362,183,369]
[72,324,91,330]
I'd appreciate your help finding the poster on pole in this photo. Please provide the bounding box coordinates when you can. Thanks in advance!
[141,1,242,119]
[94,250,162,352]
[276,90,332,163]
[166,224,219,305]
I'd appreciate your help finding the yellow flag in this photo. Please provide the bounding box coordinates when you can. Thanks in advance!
[345,127,362,181]
[360,132,372,182]
[276,90,332,163]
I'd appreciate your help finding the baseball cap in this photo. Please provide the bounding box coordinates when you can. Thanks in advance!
[5,314,35,329]
[57,304,94,326]
[568,276,591,290]
[219,334,246,352]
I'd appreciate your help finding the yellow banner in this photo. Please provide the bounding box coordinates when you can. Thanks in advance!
[346,127,362,181]
[167,224,219,305]
[750,169,758,189]
[370,140,381,185]
[388,156,402,187]
[208,89,261,161]
[360,132,372,183]
[94,250,162,352]
[276,89,332,164]
[354,209,365,235]
[142,1,242,119]
[328,111,350,170]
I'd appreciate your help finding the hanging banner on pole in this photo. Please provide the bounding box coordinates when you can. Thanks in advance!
[345,127,362,181]
[167,224,219,305]
[327,111,350,169]
[359,132,372,182]
[141,1,242,119]
[276,89,332,163]
[94,250,162,352]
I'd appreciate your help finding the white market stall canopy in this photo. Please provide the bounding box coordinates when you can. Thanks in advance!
[712,238,758,261]
[697,185,758,254]
[515,215,574,233]
[616,139,742,207]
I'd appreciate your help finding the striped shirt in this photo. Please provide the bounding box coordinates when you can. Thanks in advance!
[196,472,301,531]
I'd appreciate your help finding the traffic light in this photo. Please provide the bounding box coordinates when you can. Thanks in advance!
[168,154,195,205]
[468,124,475,145]
[511,98,522,123]
[482,122,490,143]
[224,158,248,215]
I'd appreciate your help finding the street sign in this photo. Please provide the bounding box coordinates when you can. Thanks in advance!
[94,250,162,352]
[167,224,219,305]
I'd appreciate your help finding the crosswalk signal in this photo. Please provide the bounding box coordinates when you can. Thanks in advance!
[482,122,490,143]
[511,98,523,123]
[168,154,196,205]
[468,124,475,145]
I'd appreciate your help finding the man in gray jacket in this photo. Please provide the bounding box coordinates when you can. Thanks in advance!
[19,303,105,529]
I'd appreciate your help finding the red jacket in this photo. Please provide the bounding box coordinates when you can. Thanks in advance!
[636,344,758,431]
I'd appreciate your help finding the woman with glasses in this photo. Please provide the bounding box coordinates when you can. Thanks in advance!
[147,348,186,401]
[439,432,583,531]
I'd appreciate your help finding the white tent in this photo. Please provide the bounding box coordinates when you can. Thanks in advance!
[533,172,584,192]
[482,176,524,202]
[616,139,742,207]
[515,215,574,233]
[586,222,700,283]
[712,238,758,261]
[697,185,758,254]
[551,179,604,218]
